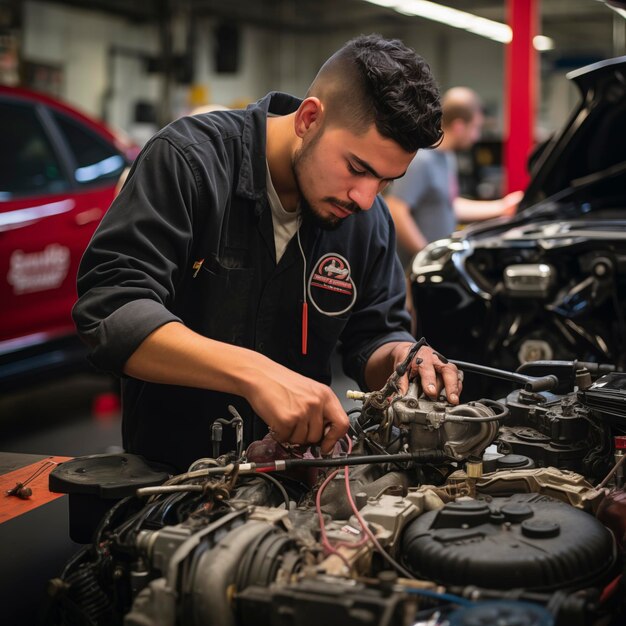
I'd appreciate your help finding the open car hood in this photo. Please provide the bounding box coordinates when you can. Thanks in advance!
[521,55,626,209]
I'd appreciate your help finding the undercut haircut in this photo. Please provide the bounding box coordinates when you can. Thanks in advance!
[306,34,443,153]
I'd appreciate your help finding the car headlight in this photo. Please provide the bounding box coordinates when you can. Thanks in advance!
[411,238,452,274]
[410,237,466,280]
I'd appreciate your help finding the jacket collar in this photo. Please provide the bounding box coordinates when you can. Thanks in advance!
[235,92,302,211]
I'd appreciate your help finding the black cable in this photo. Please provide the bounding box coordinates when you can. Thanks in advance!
[60,544,91,580]
[257,450,447,471]
[251,472,290,509]
[349,423,362,437]
[211,405,245,460]
[153,490,187,523]
[114,500,164,548]
[360,435,411,472]
[228,404,245,459]
[92,495,134,555]
[451,359,558,392]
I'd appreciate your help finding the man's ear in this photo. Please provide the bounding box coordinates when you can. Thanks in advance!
[294,97,323,139]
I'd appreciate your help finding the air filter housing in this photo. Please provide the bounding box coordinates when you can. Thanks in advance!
[401,494,616,591]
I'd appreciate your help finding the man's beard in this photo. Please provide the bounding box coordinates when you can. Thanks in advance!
[300,198,349,231]
[292,137,360,231]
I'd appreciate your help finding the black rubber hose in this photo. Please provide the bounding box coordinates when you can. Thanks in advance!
[451,359,558,392]
[256,450,447,471]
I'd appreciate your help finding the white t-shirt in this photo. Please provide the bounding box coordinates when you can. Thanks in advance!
[266,160,300,263]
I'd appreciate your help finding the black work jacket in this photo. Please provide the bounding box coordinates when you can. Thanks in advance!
[73,92,413,472]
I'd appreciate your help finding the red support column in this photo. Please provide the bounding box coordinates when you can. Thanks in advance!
[504,0,538,193]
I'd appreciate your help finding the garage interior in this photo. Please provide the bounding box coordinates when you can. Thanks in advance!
[1,2,626,626]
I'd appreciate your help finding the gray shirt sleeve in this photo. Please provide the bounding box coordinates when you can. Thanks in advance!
[390,149,457,245]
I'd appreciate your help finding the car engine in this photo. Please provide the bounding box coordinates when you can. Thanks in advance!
[46,346,626,626]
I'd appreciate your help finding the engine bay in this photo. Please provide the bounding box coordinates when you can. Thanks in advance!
[46,349,626,626]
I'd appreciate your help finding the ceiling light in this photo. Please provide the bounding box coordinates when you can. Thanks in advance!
[608,6,626,20]
[533,35,554,51]
[363,0,511,42]
[363,0,553,50]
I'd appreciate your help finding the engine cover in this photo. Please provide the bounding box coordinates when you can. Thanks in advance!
[401,494,616,591]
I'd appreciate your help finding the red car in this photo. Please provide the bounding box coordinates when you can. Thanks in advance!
[0,85,138,390]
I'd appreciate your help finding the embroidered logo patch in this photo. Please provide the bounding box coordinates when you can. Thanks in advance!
[308,253,357,316]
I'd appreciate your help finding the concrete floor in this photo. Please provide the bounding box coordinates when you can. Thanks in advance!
[0,372,123,458]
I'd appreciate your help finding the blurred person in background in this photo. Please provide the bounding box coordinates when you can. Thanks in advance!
[386,86,523,271]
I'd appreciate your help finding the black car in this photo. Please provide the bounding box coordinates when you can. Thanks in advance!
[411,55,626,399]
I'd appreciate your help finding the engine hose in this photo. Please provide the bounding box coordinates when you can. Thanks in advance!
[65,561,112,623]
[451,359,558,392]
[252,450,448,473]
[138,452,449,485]
[444,399,508,423]
[447,585,590,618]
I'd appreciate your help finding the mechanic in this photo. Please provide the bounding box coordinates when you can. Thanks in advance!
[386,86,523,270]
[73,34,462,473]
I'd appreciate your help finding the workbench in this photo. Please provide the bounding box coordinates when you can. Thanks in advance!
[0,453,77,626]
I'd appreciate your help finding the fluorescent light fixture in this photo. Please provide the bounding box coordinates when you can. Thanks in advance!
[363,0,511,42]
[533,35,554,51]
[363,0,554,50]
[608,6,626,20]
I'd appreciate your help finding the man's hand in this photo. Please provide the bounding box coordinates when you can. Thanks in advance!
[367,341,462,404]
[242,361,350,455]
[410,343,461,403]
[124,322,350,456]
[454,189,524,222]
[500,189,524,217]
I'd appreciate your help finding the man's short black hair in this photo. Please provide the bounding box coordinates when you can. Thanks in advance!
[307,34,443,153]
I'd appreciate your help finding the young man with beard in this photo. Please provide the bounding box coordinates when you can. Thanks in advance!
[73,34,462,473]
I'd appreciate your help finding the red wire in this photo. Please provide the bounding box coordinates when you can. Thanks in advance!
[342,431,412,577]
[258,435,365,569]
[314,434,362,570]
[315,468,352,569]
[344,469,389,556]
[332,435,370,550]
[301,302,308,355]
[600,574,622,604]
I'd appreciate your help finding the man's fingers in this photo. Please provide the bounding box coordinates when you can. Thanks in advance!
[268,420,298,444]
[397,372,409,396]
[268,410,310,445]
[441,365,460,404]
[405,345,461,404]
[305,413,324,447]
[320,422,345,455]
[266,387,348,455]
[412,355,438,398]
[457,369,464,396]
[320,394,350,455]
